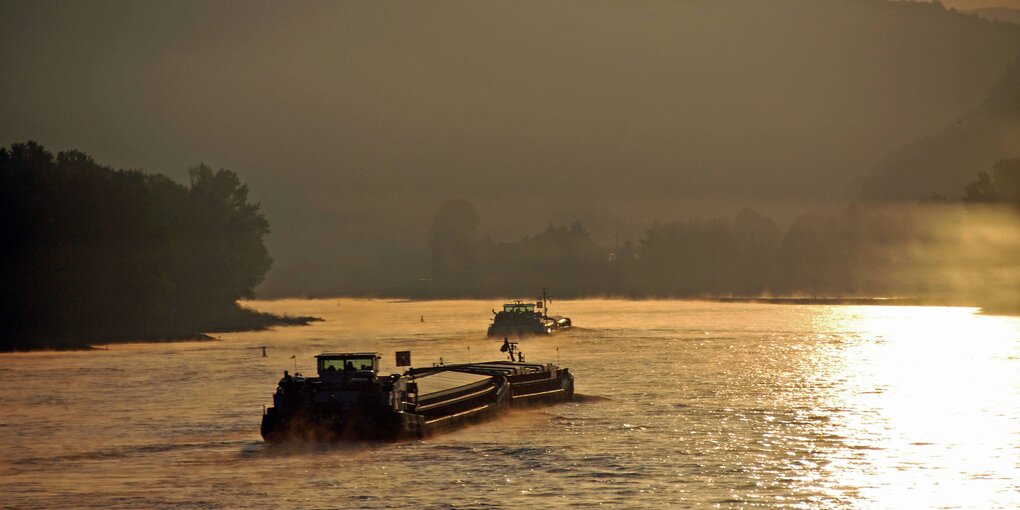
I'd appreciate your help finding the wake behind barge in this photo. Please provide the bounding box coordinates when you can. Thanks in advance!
[261,348,573,442]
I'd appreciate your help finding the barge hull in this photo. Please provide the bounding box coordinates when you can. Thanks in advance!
[261,358,573,442]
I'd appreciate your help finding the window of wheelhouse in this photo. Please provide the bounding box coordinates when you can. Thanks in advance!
[318,357,375,373]
[503,304,536,314]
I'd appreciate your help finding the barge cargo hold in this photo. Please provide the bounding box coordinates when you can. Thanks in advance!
[260,349,574,442]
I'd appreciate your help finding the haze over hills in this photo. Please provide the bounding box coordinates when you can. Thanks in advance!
[861,53,1020,200]
[2,0,1020,296]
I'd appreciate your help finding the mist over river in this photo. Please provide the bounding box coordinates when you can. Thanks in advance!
[2,300,1019,509]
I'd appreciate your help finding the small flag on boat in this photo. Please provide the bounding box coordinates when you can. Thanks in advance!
[395,351,411,367]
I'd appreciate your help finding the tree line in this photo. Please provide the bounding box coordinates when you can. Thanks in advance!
[421,160,1020,310]
[0,141,293,351]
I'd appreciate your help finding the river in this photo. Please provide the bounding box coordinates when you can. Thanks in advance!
[2,299,1019,509]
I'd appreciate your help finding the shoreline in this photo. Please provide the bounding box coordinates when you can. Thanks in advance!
[0,312,321,353]
[709,297,927,306]
[255,293,1020,316]
[256,294,1018,315]
[283,294,944,307]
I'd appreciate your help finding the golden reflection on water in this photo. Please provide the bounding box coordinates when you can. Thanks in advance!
[2,300,1019,509]
[816,306,1020,508]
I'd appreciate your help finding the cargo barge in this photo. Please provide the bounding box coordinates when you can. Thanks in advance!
[260,344,573,442]
[487,288,572,338]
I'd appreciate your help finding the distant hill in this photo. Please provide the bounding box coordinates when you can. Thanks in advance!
[859,53,1020,200]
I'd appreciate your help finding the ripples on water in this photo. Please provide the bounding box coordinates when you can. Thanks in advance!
[2,300,1019,509]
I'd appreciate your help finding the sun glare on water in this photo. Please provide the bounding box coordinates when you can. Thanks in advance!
[814,306,1020,508]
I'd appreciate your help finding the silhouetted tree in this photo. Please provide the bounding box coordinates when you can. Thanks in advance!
[964,158,1020,204]
[514,222,608,296]
[964,171,998,202]
[185,164,272,302]
[637,218,737,296]
[731,208,783,294]
[606,239,638,295]
[0,142,275,350]
[776,214,832,296]
[427,199,480,283]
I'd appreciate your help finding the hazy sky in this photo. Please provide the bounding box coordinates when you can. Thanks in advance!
[3,0,1019,295]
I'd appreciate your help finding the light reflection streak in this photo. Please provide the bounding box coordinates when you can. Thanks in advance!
[816,306,1020,508]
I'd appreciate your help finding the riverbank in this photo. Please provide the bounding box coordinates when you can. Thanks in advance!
[0,305,320,352]
[339,289,1020,318]
[711,297,927,306]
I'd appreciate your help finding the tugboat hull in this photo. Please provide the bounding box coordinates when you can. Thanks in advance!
[487,291,572,337]
[487,323,551,337]
[486,318,571,337]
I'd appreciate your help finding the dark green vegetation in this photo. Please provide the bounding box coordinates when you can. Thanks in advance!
[0,142,310,351]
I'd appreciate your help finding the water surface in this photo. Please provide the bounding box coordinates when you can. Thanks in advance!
[2,300,1018,508]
